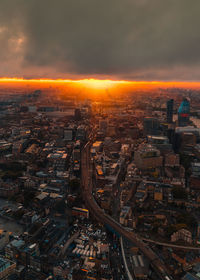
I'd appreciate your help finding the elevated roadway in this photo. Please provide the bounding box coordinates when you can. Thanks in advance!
[142,237,200,250]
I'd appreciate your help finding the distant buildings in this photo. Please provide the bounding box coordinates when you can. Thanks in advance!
[99,119,108,131]
[64,127,73,141]
[76,125,86,141]
[74,108,82,121]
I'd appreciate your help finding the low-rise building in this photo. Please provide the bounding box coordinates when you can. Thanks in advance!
[171,229,192,244]
[0,256,16,279]
[134,144,163,170]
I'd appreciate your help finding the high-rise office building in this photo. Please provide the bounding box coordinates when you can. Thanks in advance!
[143,117,160,136]
[166,99,174,123]
[178,98,190,127]
[74,108,82,121]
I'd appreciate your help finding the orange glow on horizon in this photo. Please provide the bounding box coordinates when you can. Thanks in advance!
[0,77,200,89]
[0,77,131,90]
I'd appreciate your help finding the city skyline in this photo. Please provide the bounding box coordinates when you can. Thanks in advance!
[1,78,200,93]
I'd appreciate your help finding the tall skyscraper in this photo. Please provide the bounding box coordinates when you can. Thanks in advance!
[166,99,174,123]
[75,108,82,121]
[143,117,160,136]
[178,98,190,127]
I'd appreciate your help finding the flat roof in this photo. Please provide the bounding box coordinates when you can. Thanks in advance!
[0,257,15,272]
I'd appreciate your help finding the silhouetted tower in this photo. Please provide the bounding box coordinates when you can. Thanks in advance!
[75,108,82,121]
[166,99,174,123]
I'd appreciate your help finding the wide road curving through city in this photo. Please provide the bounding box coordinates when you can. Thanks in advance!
[81,142,173,280]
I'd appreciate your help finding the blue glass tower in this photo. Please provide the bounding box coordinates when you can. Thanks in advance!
[178,98,190,127]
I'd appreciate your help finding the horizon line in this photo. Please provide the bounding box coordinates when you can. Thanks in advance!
[0,77,200,85]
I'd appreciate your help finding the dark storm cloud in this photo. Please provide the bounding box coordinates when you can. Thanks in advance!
[0,0,200,80]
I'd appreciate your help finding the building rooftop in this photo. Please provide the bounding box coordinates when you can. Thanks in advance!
[182,273,200,280]
[0,256,15,272]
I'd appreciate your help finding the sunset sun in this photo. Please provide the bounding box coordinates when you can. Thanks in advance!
[76,79,120,89]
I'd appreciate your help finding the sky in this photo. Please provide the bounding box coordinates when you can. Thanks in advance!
[1,0,200,81]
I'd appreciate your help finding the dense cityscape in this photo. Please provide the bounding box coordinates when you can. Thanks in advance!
[0,84,199,279]
[2,0,200,279]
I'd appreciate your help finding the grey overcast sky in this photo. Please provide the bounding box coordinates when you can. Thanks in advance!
[1,0,200,80]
